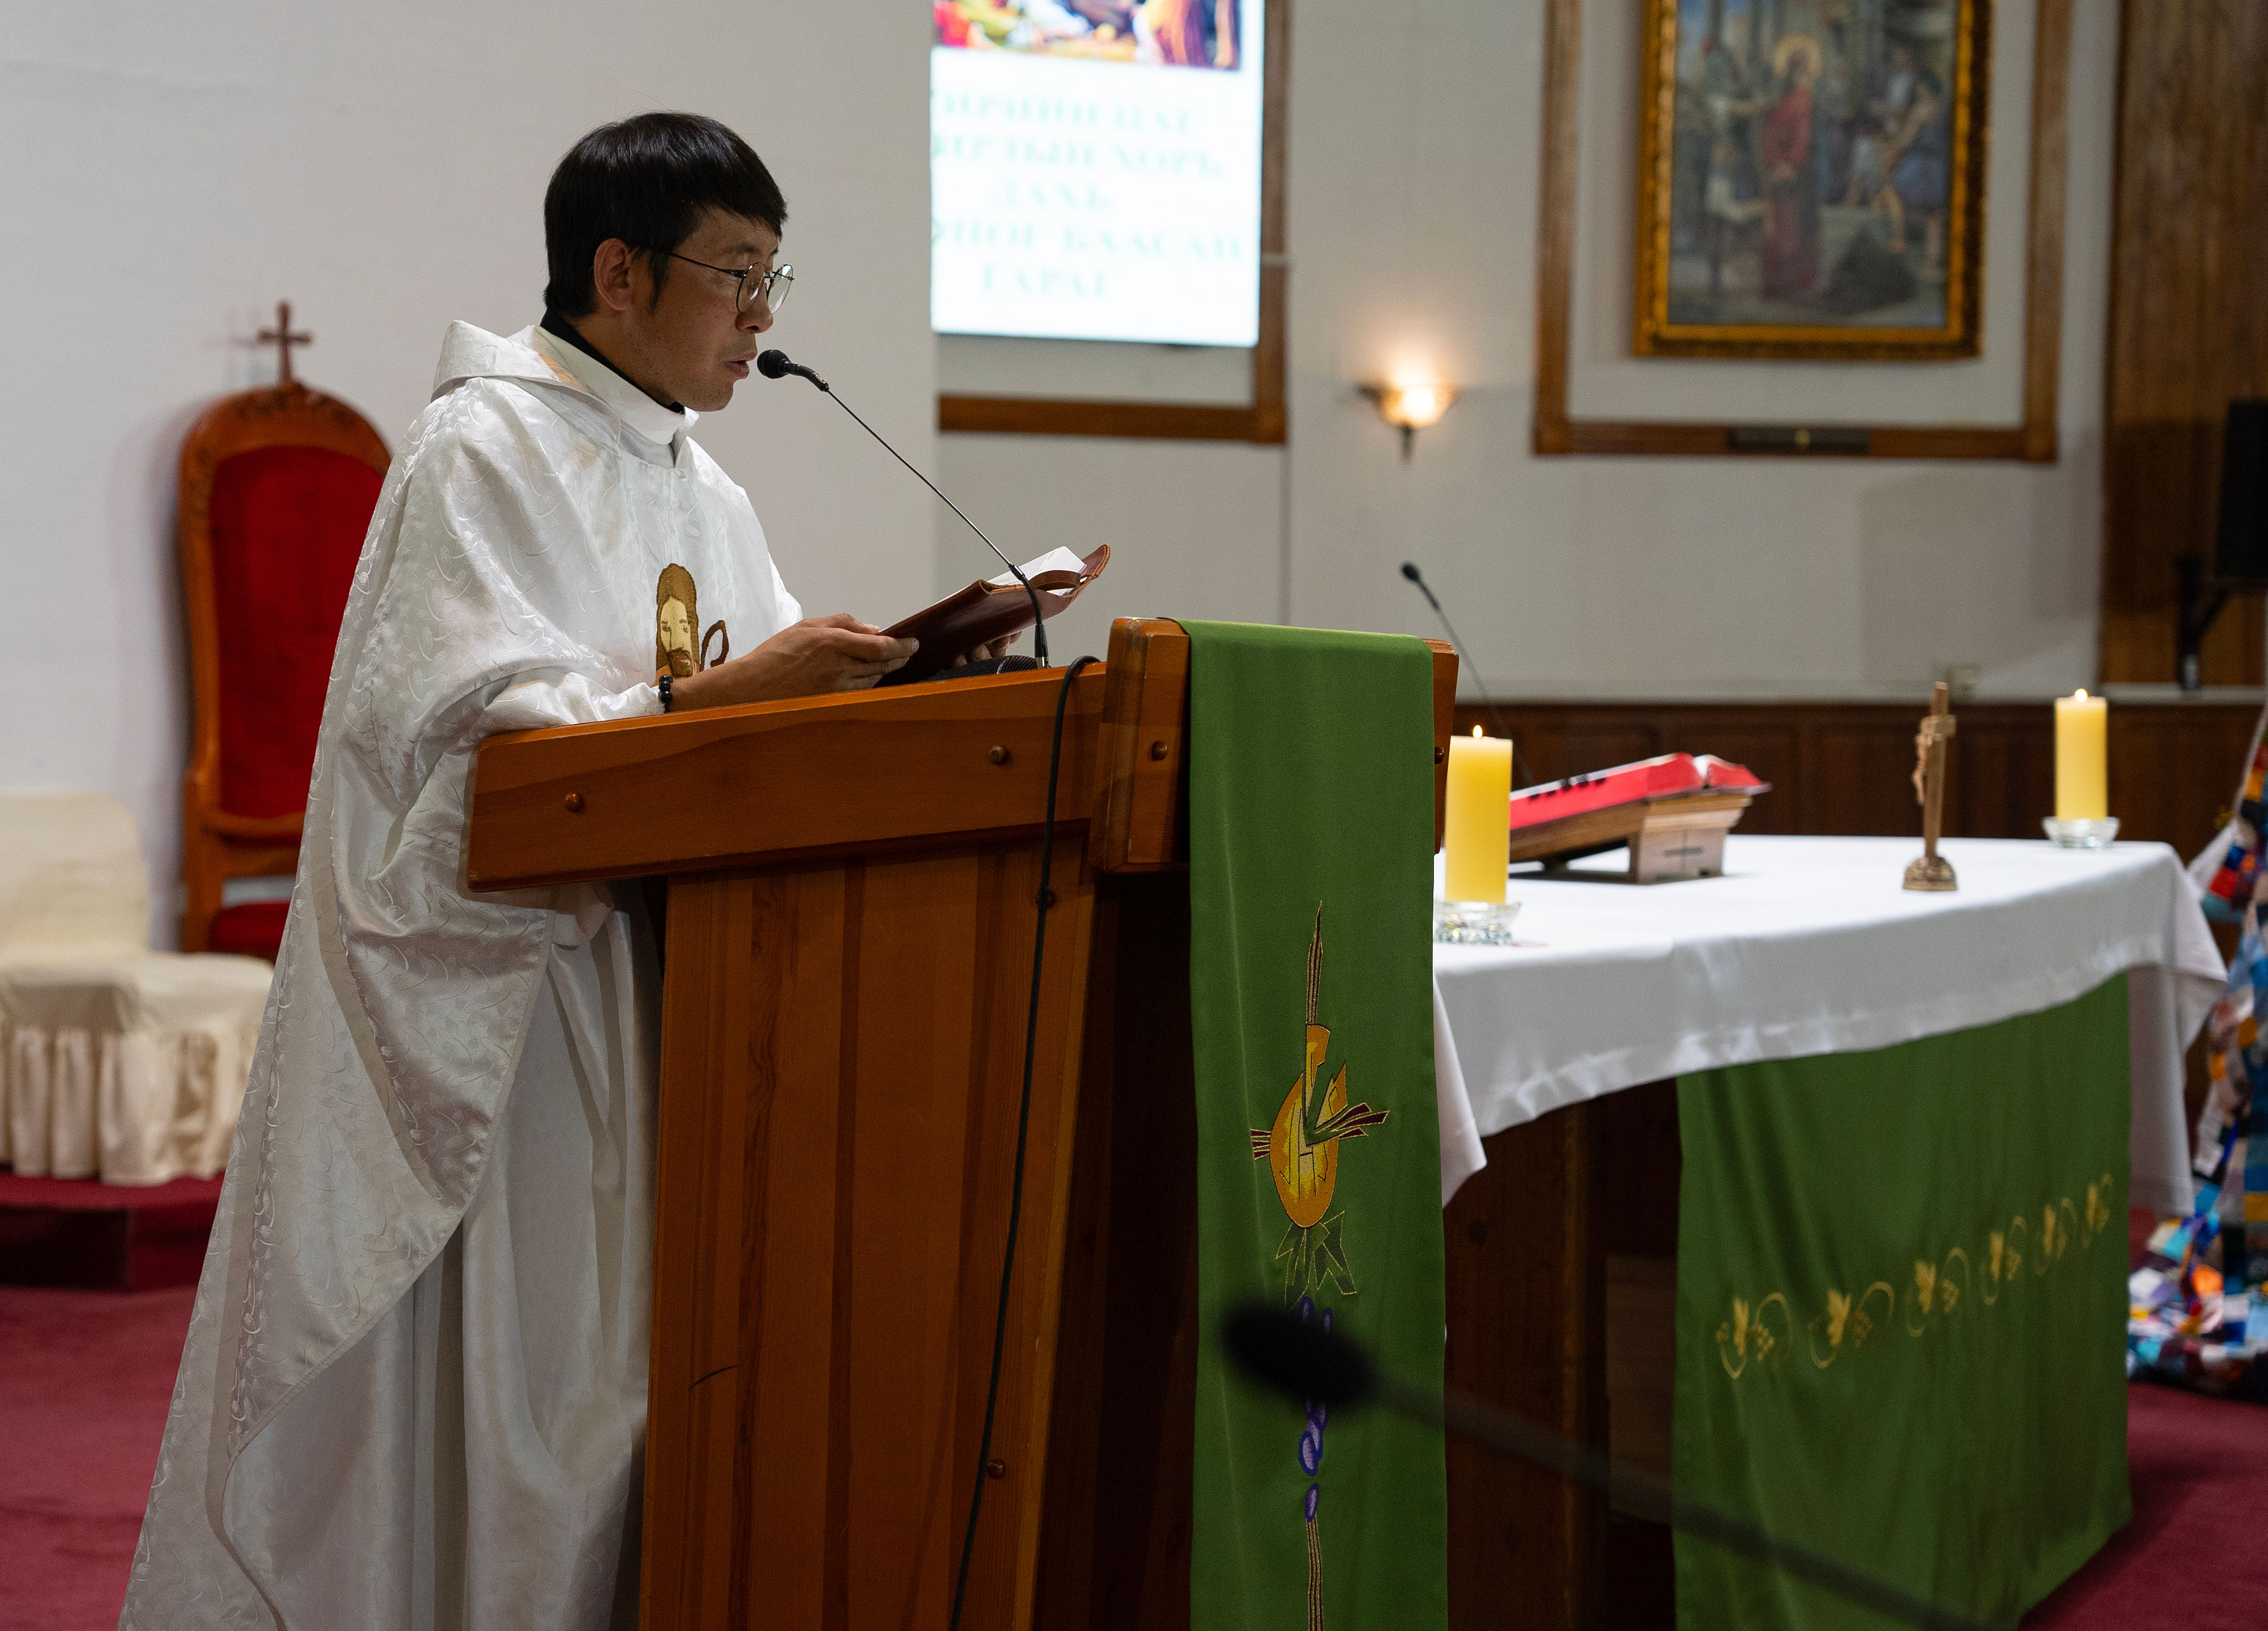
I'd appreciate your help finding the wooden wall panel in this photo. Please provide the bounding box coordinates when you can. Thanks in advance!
[1457,698,2259,861]
[1442,1104,1596,1631]
[2101,0,2268,684]
[1669,724,1801,834]
[1033,874,1199,1631]
[1811,723,1928,837]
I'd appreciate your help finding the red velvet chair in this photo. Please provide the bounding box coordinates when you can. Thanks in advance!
[177,363,387,958]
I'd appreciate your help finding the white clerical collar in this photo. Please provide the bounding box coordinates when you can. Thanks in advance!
[527,322,698,459]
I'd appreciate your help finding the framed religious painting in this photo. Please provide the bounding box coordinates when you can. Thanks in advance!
[1634,0,1992,360]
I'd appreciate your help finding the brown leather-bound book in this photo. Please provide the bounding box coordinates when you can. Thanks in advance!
[878,543,1110,686]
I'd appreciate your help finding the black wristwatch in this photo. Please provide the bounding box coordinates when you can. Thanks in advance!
[658,672,674,713]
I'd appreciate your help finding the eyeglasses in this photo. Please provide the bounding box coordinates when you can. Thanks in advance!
[659,251,795,315]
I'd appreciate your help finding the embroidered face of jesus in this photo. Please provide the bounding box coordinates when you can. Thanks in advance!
[656,564,700,679]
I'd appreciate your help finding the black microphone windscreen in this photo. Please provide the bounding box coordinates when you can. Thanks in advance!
[756,349,792,380]
[1222,1303,1376,1408]
[1401,562,1425,583]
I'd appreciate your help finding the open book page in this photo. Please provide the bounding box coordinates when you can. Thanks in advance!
[987,546,1090,587]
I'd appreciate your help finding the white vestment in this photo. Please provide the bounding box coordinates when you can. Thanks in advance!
[123,322,801,1630]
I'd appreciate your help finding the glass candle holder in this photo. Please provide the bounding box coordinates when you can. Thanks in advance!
[1434,897,1520,945]
[2043,816,2120,850]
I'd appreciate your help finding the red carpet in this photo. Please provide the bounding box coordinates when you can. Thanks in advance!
[2023,1380,2268,1628]
[1,1286,194,1630]
[3,1285,2264,1628]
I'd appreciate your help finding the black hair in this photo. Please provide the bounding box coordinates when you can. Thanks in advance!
[543,112,788,317]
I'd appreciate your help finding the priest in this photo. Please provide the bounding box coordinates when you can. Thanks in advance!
[124,113,997,1630]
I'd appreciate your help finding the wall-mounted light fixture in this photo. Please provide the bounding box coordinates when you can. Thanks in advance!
[1360,382,1459,460]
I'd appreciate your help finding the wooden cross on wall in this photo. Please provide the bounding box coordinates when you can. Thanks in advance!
[259,300,311,386]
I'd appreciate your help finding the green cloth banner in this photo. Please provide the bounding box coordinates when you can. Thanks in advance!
[1676,976,2134,1630]
[1184,622,1448,1631]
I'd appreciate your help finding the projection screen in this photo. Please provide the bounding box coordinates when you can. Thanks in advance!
[930,1,1266,348]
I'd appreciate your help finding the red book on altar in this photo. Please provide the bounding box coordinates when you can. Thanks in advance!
[1508,752,1768,831]
[1505,754,1771,882]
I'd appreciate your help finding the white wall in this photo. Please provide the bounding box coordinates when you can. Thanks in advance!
[941,0,2119,702]
[0,0,2124,949]
[0,2,936,949]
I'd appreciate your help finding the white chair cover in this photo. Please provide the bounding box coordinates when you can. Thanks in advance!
[0,793,273,1184]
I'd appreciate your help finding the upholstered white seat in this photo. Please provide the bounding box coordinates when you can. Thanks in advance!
[0,793,272,1184]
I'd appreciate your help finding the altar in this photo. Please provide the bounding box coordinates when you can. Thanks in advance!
[1429,834,2224,1629]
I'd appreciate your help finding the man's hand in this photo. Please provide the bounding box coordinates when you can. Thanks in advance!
[946,631,1020,669]
[670,614,916,710]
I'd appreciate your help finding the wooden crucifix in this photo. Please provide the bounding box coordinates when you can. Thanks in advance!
[259,300,311,386]
[1903,681,1958,892]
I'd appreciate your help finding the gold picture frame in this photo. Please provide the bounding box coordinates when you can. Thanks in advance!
[1633,0,1992,361]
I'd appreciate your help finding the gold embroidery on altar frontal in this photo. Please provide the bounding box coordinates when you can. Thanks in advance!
[1714,1171,2119,1383]
[655,563,729,681]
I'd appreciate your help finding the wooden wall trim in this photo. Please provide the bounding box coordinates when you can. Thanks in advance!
[936,0,1290,446]
[1531,0,1584,457]
[1558,423,2031,460]
[937,397,1281,443]
[1533,0,2071,463]
[2022,0,2073,461]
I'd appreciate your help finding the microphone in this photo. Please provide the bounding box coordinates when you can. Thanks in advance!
[758,348,1047,668]
[1401,562,1534,784]
[1223,1304,1990,1631]
[1400,562,1508,742]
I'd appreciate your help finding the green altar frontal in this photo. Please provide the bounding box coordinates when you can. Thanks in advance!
[1677,978,2134,1629]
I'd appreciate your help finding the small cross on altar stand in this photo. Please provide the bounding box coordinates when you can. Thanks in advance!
[1904,681,1958,892]
[259,300,311,385]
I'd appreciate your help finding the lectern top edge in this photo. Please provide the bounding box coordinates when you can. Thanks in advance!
[464,620,1459,892]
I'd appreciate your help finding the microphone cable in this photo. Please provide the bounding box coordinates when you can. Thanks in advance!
[948,653,1098,1631]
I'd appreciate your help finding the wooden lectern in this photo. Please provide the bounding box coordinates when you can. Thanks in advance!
[467,620,1457,1630]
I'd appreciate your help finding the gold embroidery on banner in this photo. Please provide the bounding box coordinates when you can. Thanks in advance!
[1250,906,1391,1306]
[1804,1280,1893,1368]
[2083,1175,2114,1246]
[1240,906,1395,1631]
[1717,1292,1793,1379]
[1939,1247,1970,1317]
[1905,1260,1938,1335]
[1905,1248,1972,1336]
[1722,1175,2116,1386]
[1808,1289,1852,1368]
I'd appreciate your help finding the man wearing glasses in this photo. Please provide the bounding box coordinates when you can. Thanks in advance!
[124,114,982,1631]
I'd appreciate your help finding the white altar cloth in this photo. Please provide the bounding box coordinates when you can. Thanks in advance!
[1432,836,2226,1215]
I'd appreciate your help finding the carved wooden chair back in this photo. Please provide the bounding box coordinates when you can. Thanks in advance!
[177,380,388,956]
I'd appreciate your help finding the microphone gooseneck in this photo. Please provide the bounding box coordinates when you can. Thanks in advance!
[1223,1303,1991,1631]
[758,348,1048,667]
[1401,561,1525,781]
